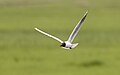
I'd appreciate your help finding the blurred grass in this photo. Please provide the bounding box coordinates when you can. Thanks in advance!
[0,0,120,75]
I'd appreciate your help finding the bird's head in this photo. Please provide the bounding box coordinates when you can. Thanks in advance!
[60,42,66,47]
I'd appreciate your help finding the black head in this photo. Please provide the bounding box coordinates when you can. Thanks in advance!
[60,43,66,47]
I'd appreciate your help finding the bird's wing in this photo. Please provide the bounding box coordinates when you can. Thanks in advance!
[67,11,88,43]
[35,28,63,43]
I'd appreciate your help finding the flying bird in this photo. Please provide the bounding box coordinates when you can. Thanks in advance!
[35,11,88,49]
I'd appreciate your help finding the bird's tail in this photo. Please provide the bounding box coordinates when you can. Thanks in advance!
[71,43,79,48]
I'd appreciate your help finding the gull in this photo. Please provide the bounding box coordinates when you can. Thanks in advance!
[35,11,88,49]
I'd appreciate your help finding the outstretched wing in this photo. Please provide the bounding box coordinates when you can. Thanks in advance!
[35,28,63,43]
[67,11,88,43]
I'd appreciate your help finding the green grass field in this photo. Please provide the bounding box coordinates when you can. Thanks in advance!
[0,0,120,75]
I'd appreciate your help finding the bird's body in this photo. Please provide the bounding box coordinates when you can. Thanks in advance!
[62,41,72,49]
[35,11,88,49]
[64,41,72,48]
[60,41,78,49]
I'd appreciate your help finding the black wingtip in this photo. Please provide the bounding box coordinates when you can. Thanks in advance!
[80,11,88,23]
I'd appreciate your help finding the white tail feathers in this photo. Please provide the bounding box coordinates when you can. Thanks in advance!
[71,43,79,48]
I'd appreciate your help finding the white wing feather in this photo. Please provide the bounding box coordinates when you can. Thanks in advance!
[67,11,88,43]
[35,28,63,43]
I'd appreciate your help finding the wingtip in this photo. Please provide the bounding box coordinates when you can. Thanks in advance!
[34,28,40,32]
[86,10,88,13]
[34,27,38,30]
[80,11,88,22]
[85,10,88,16]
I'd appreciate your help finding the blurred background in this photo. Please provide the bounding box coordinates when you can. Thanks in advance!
[0,0,120,75]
